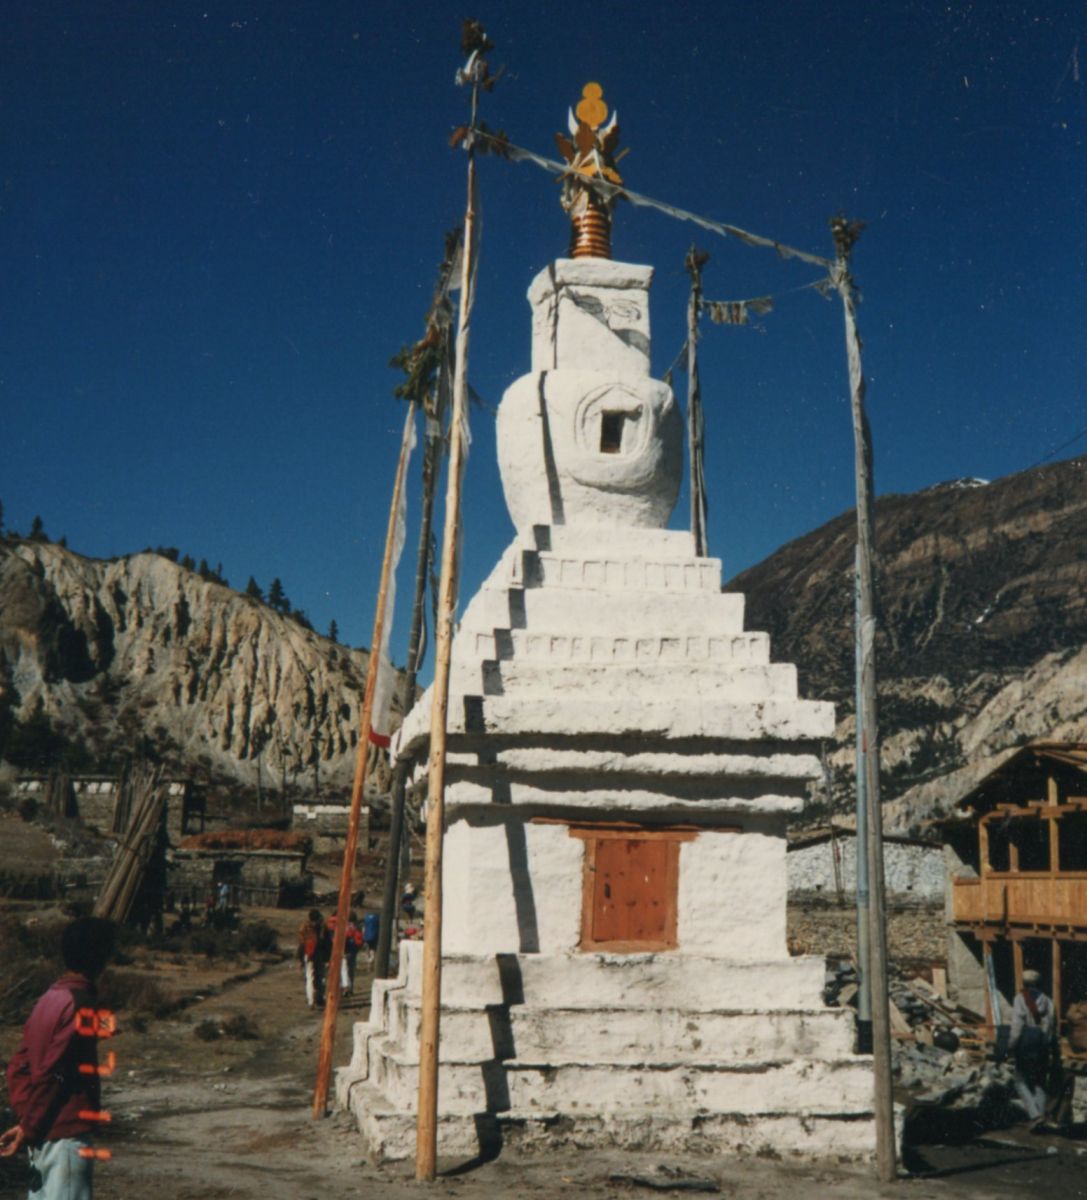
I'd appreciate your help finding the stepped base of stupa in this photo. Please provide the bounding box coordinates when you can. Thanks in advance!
[336,943,877,1161]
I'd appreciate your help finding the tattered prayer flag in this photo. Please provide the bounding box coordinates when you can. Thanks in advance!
[705,296,774,326]
[369,415,418,747]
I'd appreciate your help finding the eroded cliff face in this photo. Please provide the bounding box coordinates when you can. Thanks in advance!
[727,455,1087,831]
[0,542,386,790]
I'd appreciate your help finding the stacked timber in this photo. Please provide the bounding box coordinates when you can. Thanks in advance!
[93,766,166,924]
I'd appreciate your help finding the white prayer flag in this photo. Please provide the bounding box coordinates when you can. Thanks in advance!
[369,413,417,747]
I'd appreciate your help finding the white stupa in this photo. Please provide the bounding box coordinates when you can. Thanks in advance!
[337,86,875,1162]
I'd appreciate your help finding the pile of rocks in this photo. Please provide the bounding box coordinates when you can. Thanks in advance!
[896,1039,1015,1111]
[824,960,1018,1115]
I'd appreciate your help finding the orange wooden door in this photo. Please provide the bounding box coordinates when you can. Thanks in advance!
[586,836,679,951]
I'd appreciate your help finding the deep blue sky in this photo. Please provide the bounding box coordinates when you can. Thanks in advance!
[2,3,1084,658]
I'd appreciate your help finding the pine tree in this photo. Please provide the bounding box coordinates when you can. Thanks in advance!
[245,576,264,601]
[198,559,210,580]
[29,515,46,542]
[180,554,195,571]
[328,619,339,643]
[267,577,288,613]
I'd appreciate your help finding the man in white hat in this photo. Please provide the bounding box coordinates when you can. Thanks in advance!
[1007,968,1056,1126]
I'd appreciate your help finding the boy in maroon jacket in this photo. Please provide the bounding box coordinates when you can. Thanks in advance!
[1,917,115,1199]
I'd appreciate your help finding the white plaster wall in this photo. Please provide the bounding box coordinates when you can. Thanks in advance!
[496,372,683,534]
[441,817,583,955]
[399,942,829,1011]
[679,827,787,959]
[443,816,790,961]
[528,259,654,378]
[441,777,808,816]
[787,838,945,901]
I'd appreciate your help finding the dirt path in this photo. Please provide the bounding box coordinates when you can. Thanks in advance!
[4,909,1087,1199]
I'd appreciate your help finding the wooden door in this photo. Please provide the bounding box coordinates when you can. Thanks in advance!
[572,826,693,952]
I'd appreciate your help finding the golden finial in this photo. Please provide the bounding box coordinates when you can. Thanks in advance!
[555,83,624,259]
[576,82,608,130]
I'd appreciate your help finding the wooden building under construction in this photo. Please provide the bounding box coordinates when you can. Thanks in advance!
[943,742,1087,1054]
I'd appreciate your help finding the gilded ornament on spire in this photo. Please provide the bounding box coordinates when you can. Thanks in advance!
[555,83,625,259]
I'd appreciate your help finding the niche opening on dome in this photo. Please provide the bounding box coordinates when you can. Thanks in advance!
[600,411,626,453]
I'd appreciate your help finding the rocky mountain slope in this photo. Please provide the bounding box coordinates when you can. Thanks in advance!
[0,541,395,796]
[726,454,1087,832]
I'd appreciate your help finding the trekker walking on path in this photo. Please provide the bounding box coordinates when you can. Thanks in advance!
[1007,968,1057,1127]
[297,910,330,1009]
[324,913,351,994]
[343,914,364,995]
[1,916,116,1199]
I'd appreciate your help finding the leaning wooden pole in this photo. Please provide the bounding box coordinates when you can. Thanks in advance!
[415,55,484,1186]
[312,396,418,1119]
[832,216,895,1181]
[684,246,709,558]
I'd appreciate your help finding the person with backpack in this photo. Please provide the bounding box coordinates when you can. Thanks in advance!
[1,916,116,1199]
[297,909,330,1009]
[1007,968,1057,1127]
[362,911,380,966]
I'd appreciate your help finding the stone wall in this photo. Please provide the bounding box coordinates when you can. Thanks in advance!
[16,775,205,843]
[168,848,309,906]
[787,831,945,902]
[292,803,369,857]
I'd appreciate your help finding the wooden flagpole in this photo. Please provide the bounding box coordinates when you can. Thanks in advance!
[831,215,896,1182]
[684,246,709,558]
[415,31,486,1181]
[311,396,418,1119]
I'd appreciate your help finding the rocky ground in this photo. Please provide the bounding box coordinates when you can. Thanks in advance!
[2,901,1087,1199]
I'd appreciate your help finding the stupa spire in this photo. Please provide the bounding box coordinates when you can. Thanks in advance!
[555,82,624,259]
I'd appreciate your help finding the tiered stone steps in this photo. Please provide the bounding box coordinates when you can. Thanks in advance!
[336,947,874,1162]
[396,526,833,759]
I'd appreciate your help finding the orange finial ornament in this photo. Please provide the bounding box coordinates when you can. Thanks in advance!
[555,83,624,259]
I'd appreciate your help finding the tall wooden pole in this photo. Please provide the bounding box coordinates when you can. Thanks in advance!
[311,397,418,1119]
[415,72,482,1185]
[832,216,895,1181]
[684,247,709,558]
